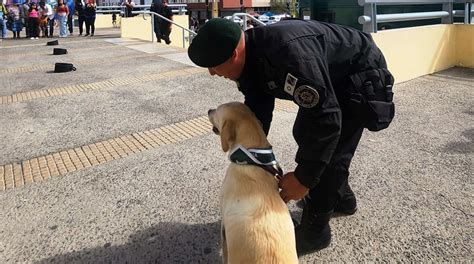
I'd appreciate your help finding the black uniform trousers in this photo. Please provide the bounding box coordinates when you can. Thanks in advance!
[306,103,365,214]
[306,47,388,214]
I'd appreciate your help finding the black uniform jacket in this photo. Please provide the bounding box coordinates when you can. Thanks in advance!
[237,19,384,188]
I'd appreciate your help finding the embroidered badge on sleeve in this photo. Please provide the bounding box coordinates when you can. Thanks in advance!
[294,85,320,108]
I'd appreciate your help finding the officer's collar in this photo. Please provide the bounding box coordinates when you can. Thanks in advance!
[228,145,283,179]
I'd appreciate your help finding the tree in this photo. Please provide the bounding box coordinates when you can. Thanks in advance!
[269,0,288,14]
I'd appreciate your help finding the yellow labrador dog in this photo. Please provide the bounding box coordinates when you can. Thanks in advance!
[208,102,298,264]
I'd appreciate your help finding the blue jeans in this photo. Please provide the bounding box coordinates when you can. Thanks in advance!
[0,17,7,38]
[58,15,67,37]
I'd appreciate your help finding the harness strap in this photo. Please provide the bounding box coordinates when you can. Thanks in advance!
[228,145,284,179]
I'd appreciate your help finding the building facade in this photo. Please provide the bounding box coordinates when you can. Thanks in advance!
[182,0,271,22]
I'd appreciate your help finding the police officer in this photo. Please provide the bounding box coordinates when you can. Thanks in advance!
[188,18,395,255]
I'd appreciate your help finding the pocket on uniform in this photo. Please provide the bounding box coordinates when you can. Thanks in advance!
[366,100,395,131]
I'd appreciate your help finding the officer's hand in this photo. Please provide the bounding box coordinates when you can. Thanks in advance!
[279,171,309,203]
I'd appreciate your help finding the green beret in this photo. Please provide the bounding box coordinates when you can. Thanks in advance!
[188,18,242,67]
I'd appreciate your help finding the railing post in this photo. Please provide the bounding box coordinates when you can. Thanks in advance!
[464,0,472,24]
[151,14,155,43]
[362,1,377,33]
[182,29,185,48]
[243,14,247,31]
[441,0,453,24]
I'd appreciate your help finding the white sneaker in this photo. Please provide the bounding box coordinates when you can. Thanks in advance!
[35,37,39,39]
[30,37,34,39]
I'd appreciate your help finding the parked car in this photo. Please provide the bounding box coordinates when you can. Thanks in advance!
[258,15,270,24]
[223,16,243,26]
[271,14,291,23]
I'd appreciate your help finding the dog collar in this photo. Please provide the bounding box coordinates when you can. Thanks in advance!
[228,145,284,179]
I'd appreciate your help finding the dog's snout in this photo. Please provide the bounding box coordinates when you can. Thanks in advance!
[207,109,219,134]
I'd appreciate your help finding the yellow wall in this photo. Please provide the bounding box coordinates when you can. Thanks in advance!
[120,18,473,82]
[95,14,121,29]
[371,24,474,83]
[121,15,190,49]
[455,25,474,68]
[371,25,456,83]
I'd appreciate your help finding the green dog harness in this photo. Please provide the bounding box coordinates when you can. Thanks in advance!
[228,145,284,179]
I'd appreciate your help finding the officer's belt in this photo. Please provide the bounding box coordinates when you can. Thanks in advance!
[228,145,283,179]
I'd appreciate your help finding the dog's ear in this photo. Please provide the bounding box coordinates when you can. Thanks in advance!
[220,120,235,152]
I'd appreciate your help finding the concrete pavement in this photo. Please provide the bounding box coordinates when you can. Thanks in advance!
[0,28,473,262]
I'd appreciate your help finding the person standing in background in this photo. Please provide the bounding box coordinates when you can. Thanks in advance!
[7,2,23,38]
[66,0,74,35]
[38,2,49,37]
[84,1,95,36]
[112,12,116,27]
[75,0,85,35]
[0,0,8,39]
[20,0,30,38]
[56,0,69,37]
[46,1,55,37]
[28,2,39,39]
[123,0,134,18]
[38,0,53,37]
[150,0,172,45]
[190,16,198,31]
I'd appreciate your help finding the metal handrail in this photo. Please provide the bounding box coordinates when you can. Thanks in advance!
[359,10,474,23]
[132,10,196,48]
[359,11,450,23]
[96,4,188,14]
[358,0,473,32]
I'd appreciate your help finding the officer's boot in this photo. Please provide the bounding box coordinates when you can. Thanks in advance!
[295,204,332,256]
[334,183,357,215]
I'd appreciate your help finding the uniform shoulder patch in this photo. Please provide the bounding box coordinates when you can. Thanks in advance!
[284,73,298,95]
[294,85,319,108]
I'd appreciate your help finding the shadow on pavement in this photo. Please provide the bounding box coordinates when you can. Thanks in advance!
[37,221,221,264]
[443,128,474,154]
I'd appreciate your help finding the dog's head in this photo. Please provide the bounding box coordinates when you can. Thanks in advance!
[208,102,269,152]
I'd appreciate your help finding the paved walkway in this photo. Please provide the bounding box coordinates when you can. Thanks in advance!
[0,28,473,262]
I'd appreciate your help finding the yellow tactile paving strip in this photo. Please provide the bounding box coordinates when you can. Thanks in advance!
[0,53,153,74]
[0,67,206,105]
[0,116,212,191]
[0,100,298,191]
